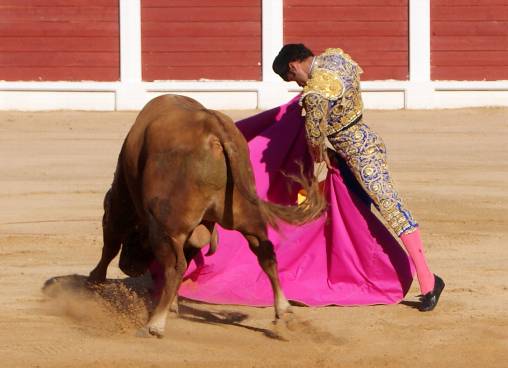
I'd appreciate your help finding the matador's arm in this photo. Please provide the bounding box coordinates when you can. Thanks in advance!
[302,93,329,163]
[300,67,344,164]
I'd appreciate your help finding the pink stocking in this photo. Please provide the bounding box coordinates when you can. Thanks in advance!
[400,228,435,294]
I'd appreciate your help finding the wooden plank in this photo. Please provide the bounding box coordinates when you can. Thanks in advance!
[281,42,408,80]
[285,21,407,37]
[432,66,508,80]
[142,7,259,22]
[143,37,259,52]
[430,6,507,80]
[432,21,508,36]
[0,37,119,52]
[142,22,260,37]
[361,66,408,80]
[0,52,119,67]
[142,51,260,67]
[283,1,409,81]
[142,66,260,81]
[432,36,508,51]
[140,0,261,81]
[142,0,258,7]
[346,51,409,66]
[0,66,119,81]
[432,51,508,66]
[0,1,120,81]
[432,6,508,21]
[0,0,117,6]
[0,21,119,37]
[264,49,407,67]
[284,36,409,52]
[432,0,508,7]
[284,6,408,22]
[285,0,407,6]
[0,5,119,22]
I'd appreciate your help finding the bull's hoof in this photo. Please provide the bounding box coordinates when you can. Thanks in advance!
[86,277,101,285]
[135,326,164,339]
[169,298,179,314]
[274,313,294,323]
[148,326,165,339]
[87,269,106,284]
[274,304,293,320]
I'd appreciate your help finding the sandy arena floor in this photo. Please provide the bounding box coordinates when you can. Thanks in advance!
[0,107,507,367]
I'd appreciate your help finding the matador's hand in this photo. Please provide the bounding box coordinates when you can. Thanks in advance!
[309,145,332,169]
[323,151,332,169]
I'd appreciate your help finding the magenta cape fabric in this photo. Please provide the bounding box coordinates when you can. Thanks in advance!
[179,96,413,306]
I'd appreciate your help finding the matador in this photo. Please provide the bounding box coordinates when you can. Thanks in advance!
[273,44,445,311]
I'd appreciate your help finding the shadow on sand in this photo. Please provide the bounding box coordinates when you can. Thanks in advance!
[41,274,285,340]
[399,300,421,310]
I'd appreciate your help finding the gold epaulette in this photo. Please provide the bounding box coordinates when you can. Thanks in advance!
[322,48,345,56]
[322,48,364,74]
[301,68,344,101]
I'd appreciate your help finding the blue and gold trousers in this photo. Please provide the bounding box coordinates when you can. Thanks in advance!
[328,121,418,236]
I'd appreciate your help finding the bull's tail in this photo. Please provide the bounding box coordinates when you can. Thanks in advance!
[258,167,327,228]
[210,111,326,229]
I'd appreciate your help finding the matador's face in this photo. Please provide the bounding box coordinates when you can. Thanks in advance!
[286,60,310,87]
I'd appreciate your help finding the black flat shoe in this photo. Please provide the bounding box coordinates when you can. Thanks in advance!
[419,274,445,312]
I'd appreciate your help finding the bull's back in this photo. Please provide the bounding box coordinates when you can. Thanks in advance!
[123,94,206,167]
[119,95,229,219]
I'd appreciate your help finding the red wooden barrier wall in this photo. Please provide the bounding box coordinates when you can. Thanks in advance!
[431,0,508,80]
[0,0,120,81]
[141,0,261,81]
[283,0,409,81]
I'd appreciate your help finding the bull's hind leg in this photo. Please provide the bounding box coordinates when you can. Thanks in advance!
[144,216,188,337]
[243,231,291,320]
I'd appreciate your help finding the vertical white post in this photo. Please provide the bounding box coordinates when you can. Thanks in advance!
[258,0,288,109]
[261,0,283,83]
[406,0,434,108]
[409,0,430,82]
[116,0,147,110]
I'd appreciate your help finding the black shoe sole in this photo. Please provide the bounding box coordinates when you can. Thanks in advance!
[419,275,445,312]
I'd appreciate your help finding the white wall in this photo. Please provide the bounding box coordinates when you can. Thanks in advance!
[0,0,507,111]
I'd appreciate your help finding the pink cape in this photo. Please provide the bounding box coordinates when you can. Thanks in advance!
[179,96,413,306]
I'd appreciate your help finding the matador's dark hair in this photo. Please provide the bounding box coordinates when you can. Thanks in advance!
[272,43,314,80]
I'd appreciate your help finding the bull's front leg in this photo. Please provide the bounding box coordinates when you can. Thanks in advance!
[88,192,123,283]
[89,186,137,284]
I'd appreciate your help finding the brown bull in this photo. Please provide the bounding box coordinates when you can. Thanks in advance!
[88,94,325,337]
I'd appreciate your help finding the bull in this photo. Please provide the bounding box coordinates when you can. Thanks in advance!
[88,94,325,337]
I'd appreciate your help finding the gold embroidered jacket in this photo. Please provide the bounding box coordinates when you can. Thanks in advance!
[300,48,364,159]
